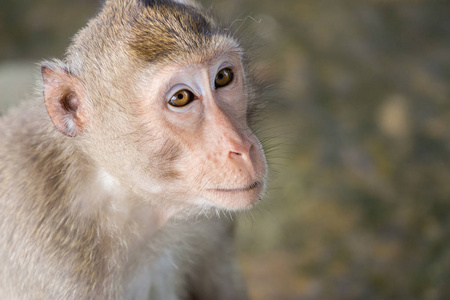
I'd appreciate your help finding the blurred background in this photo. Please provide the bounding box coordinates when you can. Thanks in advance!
[1,0,450,299]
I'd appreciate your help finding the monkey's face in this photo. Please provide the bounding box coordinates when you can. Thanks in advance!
[128,52,267,211]
[43,45,266,212]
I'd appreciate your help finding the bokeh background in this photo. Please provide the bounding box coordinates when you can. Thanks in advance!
[1,0,450,299]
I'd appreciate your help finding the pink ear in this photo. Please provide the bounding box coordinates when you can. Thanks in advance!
[41,65,86,137]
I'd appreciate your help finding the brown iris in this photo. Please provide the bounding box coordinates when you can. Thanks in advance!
[215,68,233,88]
[169,89,194,107]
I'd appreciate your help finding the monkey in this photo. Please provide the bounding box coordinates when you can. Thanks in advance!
[0,0,267,299]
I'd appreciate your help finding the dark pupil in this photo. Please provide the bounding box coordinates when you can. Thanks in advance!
[218,73,224,80]
[178,93,183,99]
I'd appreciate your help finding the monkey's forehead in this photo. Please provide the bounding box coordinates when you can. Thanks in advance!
[126,1,239,63]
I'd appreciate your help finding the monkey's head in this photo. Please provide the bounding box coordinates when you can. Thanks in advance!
[41,0,267,213]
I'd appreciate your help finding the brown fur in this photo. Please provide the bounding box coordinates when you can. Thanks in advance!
[130,1,218,62]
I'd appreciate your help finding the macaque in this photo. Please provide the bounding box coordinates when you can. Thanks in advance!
[0,0,267,299]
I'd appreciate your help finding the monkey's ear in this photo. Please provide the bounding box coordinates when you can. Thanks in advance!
[41,65,87,137]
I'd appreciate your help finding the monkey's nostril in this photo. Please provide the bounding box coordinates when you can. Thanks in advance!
[229,151,242,156]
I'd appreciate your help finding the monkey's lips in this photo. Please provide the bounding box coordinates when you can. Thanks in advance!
[207,180,262,193]
[204,180,264,209]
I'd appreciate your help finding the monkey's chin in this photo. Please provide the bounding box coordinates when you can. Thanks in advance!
[202,181,265,211]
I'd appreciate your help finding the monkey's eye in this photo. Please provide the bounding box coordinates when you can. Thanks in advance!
[169,89,195,107]
[215,68,234,88]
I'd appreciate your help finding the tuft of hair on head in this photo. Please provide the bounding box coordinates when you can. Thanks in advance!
[127,0,224,63]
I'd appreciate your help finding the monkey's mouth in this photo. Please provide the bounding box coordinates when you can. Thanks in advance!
[203,180,265,209]
[207,180,262,193]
